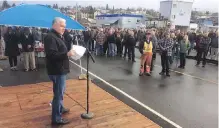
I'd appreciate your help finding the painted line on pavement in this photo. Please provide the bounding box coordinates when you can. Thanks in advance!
[154,65,217,85]
[135,55,217,85]
[70,60,182,128]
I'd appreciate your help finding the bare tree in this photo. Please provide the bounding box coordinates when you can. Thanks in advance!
[205,11,210,16]
[12,3,16,7]
[2,0,11,9]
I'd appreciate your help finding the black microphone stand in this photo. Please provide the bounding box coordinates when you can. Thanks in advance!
[81,41,95,119]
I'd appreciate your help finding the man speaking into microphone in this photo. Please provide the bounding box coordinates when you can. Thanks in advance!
[44,17,75,125]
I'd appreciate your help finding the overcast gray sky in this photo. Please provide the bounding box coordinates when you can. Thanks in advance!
[5,0,219,12]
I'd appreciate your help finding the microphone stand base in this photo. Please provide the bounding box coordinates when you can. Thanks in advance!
[0,56,7,60]
[78,74,87,80]
[81,112,94,119]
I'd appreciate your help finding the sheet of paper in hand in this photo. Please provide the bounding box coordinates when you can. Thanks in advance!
[71,45,86,60]
[18,44,22,49]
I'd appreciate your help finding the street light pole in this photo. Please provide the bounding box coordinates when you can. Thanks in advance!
[75,2,78,21]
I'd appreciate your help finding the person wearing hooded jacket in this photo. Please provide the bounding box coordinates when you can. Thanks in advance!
[4,27,20,71]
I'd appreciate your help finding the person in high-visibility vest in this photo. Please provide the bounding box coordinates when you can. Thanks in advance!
[138,30,155,76]
[144,30,157,73]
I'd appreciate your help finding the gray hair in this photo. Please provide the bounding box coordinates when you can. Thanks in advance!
[52,17,66,25]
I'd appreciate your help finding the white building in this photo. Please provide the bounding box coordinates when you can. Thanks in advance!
[96,14,145,28]
[189,23,198,31]
[146,20,167,28]
[80,12,89,19]
[94,11,101,19]
[160,0,193,27]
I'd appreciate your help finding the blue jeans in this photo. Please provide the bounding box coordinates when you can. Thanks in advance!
[108,43,117,56]
[188,42,195,55]
[84,40,90,49]
[96,43,104,55]
[49,75,66,122]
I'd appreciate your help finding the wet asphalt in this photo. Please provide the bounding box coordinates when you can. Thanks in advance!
[0,58,80,86]
[0,50,218,128]
[71,50,218,128]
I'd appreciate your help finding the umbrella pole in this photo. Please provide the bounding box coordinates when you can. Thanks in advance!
[76,36,87,80]
[0,26,2,58]
[0,26,6,60]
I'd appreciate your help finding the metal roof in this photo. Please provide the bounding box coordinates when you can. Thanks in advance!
[96,14,143,18]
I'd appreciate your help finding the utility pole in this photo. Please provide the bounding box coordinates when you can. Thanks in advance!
[76,2,78,21]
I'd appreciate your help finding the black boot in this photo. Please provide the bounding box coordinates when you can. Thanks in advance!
[166,73,170,77]
[52,118,70,125]
[159,72,165,75]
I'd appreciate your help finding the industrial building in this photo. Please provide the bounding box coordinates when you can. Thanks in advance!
[95,14,146,28]
[160,0,193,28]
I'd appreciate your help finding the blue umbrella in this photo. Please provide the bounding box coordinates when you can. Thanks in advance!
[0,4,85,30]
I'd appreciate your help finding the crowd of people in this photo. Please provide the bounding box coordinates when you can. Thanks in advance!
[0,25,218,76]
[0,17,218,125]
[81,27,218,76]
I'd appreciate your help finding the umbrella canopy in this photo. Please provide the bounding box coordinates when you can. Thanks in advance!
[0,4,85,30]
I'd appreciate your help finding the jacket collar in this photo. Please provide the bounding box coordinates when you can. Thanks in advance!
[51,29,62,38]
[145,38,151,43]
